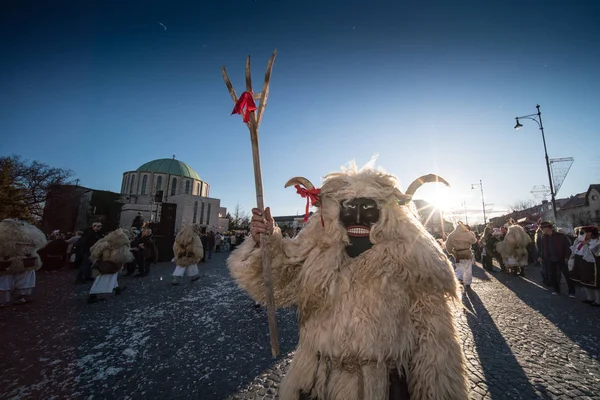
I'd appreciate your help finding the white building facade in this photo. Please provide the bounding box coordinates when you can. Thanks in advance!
[119,158,229,233]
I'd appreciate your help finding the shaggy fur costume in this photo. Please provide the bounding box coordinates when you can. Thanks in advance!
[496,225,531,267]
[445,224,477,261]
[0,219,47,276]
[228,168,468,400]
[90,229,134,272]
[173,225,203,266]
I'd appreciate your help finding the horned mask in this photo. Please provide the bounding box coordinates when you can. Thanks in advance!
[286,169,449,257]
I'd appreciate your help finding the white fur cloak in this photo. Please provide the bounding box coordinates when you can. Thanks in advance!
[227,168,468,400]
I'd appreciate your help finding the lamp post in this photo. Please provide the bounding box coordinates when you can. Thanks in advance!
[514,104,557,222]
[471,180,486,225]
[462,200,469,225]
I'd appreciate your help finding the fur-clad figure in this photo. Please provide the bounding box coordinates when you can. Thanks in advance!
[87,229,133,303]
[496,224,531,275]
[0,219,47,305]
[172,224,203,285]
[90,229,134,271]
[228,167,468,400]
[445,222,477,287]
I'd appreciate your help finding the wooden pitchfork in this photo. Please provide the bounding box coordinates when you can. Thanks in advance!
[222,50,280,357]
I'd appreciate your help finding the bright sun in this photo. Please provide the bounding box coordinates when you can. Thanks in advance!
[417,185,460,212]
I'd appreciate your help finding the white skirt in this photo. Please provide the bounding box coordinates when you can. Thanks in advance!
[173,264,199,277]
[0,270,36,291]
[89,273,119,294]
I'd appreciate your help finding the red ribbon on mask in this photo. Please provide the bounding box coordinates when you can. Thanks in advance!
[295,184,324,227]
[231,91,257,123]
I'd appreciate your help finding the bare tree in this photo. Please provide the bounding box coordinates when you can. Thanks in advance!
[228,203,250,230]
[0,157,31,221]
[0,155,75,222]
[508,199,536,213]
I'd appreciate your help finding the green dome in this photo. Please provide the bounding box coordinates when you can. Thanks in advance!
[136,158,201,180]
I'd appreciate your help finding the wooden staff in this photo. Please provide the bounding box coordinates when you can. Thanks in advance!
[222,50,280,357]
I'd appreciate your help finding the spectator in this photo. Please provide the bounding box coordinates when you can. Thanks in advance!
[75,222,103,284]
[132,228,157,277]
[207,231,215,260]
[537,221,574,296]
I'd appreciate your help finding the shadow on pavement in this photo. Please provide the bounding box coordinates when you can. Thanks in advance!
[492,264,600,363]
[462,287,540,399]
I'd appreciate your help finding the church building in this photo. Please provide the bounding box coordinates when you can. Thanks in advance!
[119,157,229,233]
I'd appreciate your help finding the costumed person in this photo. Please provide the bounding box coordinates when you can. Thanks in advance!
[87,229,134,304]
[495,221,531,276]
[570,226,600,306]
[0,219,47,306]
[228,166,468,400]
[172,224,203,285]
[445,222,477,288]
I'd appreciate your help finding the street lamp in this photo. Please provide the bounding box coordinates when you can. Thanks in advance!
[471,180,487,225]
[514,104,557,222]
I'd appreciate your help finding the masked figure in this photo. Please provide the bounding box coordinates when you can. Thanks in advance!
[171,224,203,285]
[88,229,134,303]
[445,222,477,288]
[228,166,468,400]
[495,222,531,276]
[0,219,47,306]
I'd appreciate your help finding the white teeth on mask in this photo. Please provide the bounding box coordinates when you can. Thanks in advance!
[348,227,370,235]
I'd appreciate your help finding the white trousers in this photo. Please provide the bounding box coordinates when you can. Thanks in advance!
[89,273,119,294]
[0,270,36,302]
[173,264,199,277]
[455,259,473,285]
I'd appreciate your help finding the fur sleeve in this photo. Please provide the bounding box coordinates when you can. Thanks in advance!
[408,291,469,399]
[227,227,303,308]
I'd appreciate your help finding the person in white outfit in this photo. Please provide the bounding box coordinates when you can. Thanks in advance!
[172,224,204,285]
[0,219,47,306]
[445,222,478,288]
[87,229,134,304]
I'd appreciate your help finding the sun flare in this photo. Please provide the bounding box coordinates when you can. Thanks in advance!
[415,185,460,213]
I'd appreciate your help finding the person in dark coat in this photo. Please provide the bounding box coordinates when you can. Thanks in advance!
[132,227,158,277]
[200,234,208,263]
[75,223,103,283]
[537,221,573,296]
[39,232,69,270]
[131,212,144,230]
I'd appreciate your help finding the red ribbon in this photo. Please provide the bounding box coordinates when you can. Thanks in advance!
[295,184,324,226]
[231,91,257,123]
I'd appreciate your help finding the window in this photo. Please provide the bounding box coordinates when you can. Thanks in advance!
[207,203,211,225]
[156,176,162,191]
[197,182,200,195]
[130,175,136,194]
[171,178,177,196]
[200,202,205,224]
[121,176,127,193]
[185,180,190,195]
[193,201,198,223]
[141,175,148,195]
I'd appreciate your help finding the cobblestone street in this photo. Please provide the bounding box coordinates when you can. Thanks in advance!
[1,251,599,400]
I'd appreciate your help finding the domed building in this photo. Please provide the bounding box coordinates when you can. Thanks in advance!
[119,157,228,234]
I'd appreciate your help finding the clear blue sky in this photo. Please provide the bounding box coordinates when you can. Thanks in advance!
[1,0,599,223]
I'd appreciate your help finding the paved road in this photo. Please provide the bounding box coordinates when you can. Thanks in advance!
[1,252,599,400]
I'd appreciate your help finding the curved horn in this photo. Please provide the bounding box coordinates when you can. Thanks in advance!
[284,176,315,190]
[404,174,450,199]
[285,176,321,207]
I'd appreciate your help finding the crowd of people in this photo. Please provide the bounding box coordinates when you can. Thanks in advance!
[437,220,600,306]
[0,215,251,306]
